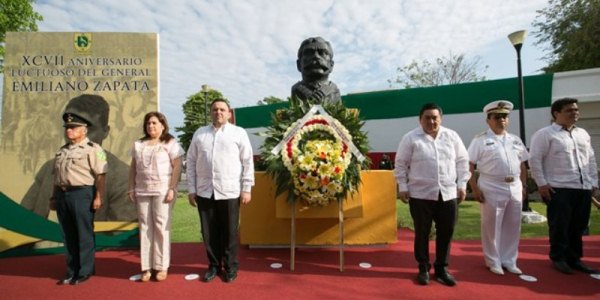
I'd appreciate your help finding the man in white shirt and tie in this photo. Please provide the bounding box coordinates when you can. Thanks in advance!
[529,97,599,275]
[394,103,471,286]
[187,99,255,283]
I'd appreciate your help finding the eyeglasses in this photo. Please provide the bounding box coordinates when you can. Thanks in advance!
[491,114,508,120]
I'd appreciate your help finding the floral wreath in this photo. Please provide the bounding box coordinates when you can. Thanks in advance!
[281,115,353,206]
[260,97,370,207]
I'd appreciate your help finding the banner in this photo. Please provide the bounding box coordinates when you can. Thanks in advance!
[0,32,159,255]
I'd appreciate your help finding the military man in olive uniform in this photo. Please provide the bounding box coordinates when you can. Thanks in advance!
[52,112,107,285]
[22,95,135,222]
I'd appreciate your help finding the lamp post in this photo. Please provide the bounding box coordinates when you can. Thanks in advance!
[201,84,211,126]
[508,30,532,212]
[508,30,527,145]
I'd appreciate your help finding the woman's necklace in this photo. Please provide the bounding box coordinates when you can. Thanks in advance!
[141,140,160,168]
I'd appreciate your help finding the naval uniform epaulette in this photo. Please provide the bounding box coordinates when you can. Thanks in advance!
[474,131,486,138]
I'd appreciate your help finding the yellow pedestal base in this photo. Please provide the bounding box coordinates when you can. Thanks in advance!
[240,170,397,245]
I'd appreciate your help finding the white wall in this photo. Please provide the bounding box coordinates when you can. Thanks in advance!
[552,68,600,103]
[246,68,600,154]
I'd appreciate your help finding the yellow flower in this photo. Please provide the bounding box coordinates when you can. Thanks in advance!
[303,174,320,190]
[298,155,316,171]
[330,149,342,160]
[318,163,333,177]
[316,141,332,154]
[324,181,340,195]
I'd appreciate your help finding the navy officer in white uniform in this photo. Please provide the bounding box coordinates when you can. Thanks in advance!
[467,100,529,276]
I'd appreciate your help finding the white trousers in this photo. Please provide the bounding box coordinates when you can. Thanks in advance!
[478,180,522,269]
[136,192,173,271]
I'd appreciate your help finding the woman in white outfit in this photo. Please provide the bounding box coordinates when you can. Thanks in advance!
[128,112,184,282]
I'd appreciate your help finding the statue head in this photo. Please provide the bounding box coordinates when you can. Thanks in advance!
[296,37,334,82]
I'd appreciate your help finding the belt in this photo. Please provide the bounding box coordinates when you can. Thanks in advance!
[479,174,517,183]
[60,185,91,192]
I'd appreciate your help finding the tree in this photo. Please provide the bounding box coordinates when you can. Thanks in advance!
[0,0,43,72]
[533,0,600,73]
[387,53,488,89]
[256,96,285,105]
[176,88,225,151]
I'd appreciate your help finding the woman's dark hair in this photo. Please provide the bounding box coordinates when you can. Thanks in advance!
[142,111,174,142]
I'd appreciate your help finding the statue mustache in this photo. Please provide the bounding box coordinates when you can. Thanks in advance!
[306,59,330,70]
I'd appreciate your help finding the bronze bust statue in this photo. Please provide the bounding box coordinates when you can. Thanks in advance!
[291,37,341,104]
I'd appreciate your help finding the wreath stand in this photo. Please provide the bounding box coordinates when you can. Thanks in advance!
[289,200,345,272]
[266,104,363,273]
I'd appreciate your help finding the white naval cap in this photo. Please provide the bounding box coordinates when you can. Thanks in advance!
[483,100,514,115]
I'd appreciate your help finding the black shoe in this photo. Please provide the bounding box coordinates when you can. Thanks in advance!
[417,270,429,285]
[224,270,237,283]
[70,275,91,285]
[435,272,456,287]
[569,261,599,274]
[552,261,573,274]
[56,277,73,285]
[203,268,219,282]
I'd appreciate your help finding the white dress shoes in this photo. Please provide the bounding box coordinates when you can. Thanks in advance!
[490,266,505,275]
[504,265,523,275]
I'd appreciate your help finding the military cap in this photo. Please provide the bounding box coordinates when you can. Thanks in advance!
[62,112,90,127]
[63,94,110,128]
[483,100,513,115]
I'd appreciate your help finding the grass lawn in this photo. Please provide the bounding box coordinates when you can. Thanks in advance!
[171,195,600,243]
[397,200,600,240]
[171,196,201,243]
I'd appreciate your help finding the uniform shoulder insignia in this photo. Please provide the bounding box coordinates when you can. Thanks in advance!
[96,149,107,161]
[508,134,522,143]
[475,131,486,138]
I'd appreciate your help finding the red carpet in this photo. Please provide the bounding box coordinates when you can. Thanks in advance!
[1,229,599,300]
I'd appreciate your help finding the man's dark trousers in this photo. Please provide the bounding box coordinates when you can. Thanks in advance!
[409,194,457,272]
[196,195,240,272]
[547,188,592,264]
[56,186,96,278]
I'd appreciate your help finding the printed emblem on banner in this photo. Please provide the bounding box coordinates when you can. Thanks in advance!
[74,33,92,52]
